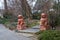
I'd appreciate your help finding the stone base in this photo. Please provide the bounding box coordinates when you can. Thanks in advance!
[16,25,40,34]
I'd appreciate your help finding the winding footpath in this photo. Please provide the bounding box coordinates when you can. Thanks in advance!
[0,24,40,40]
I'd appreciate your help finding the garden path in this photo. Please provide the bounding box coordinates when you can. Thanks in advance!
[0,24,39,40]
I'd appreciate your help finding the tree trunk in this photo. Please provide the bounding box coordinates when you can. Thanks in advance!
[21,0,32,20]
[4,0,8,12]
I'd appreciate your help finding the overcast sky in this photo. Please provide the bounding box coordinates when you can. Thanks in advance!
[0,0,4,9]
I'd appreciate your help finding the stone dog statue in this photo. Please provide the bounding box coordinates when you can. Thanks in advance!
[40,13,49,30]
[17,15,26,30]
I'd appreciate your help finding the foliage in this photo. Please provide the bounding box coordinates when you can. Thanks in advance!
[53,2,60,11]
[36,30,60,40]
[0,17,9,24]
[3,11,17,21]
[47,2,60,29]
[3,12,13,19]
[4,22,17,30]
[0,17,17,24]
[25,19,39,28]
[0,12,17,30]
[0,16,17,30]
[48,11,60,27]
[32,12,41,20]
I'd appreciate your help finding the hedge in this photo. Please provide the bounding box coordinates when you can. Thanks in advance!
[37,30,60,40]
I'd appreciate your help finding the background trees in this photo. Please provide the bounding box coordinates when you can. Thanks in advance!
[1,0,60,19]
[0,0,60,30]
[3,0,33,19]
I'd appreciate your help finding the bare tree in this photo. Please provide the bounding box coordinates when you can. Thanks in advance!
[34,0,52,13]
[7,0,22,16]
[21,0,32,19]
[4,0,8,13]
[4,0,32,19]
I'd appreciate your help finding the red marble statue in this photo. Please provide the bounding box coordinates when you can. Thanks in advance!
[40,13,49,31]
[17,15,26,30]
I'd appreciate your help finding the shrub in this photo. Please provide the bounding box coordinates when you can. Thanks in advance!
[4,22,17,30]
[32,12,41,20]
[37,30,60,40]
[0,17,9,24]
[48,13,60,26]
[48,11,60,30]
[25,19,39,28]
[3,12,17,22]
[3,12,13,19]
[0,12,17,30]
[26,21,39,27]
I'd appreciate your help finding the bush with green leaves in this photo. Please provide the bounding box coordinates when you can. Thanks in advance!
[0,12,18,30]
[3,12,13,19]
[51,2,60,26]
[48,11,60,27]
[32,12,41,20]
[3,12,17,22]
[36,30,60,40]
[4,22,17,30]
[25,20,39,28]
[27,21,39,27]
[0,17,9,24]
